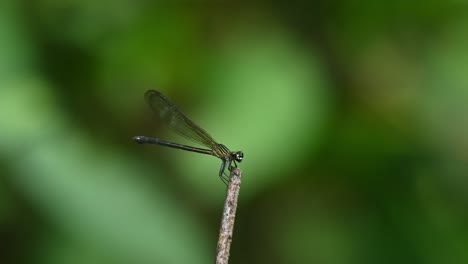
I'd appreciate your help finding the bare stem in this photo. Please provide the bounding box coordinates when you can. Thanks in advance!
[216,167,243,264]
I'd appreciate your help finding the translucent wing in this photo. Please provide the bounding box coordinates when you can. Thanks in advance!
[144,90,218,148]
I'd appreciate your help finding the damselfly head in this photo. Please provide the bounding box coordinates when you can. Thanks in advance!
[233,151,244,162]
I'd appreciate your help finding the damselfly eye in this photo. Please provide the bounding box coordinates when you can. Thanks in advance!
[235,152,244,162]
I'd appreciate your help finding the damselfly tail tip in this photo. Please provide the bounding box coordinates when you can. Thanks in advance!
[133,136,146,144]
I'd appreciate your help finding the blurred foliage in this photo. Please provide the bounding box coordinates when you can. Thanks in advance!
[1,1,468,264]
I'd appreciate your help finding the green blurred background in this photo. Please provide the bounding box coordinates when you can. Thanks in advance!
[1,1,468,263]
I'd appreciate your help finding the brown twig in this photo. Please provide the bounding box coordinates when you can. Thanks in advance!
[216,167,243,264]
